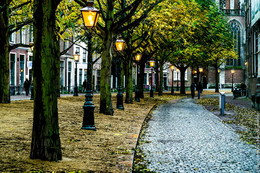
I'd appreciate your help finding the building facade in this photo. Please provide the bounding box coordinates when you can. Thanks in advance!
[207,0,246,89]
[245,0,260,104]
[8,26,102,95]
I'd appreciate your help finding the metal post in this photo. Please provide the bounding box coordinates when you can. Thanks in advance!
[150,68,154,97]
[171,70,174,95]
[74,62,78,96]
[82,32,96,131]
[116,58,124,109]
[177,71,179,91]
[135,63,140,102]
[232,73,234,92]
[30,84,34,100]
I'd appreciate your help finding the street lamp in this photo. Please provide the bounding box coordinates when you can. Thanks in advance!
[115,36,125,51]
[73,51,80,96]
[170,65,175,95]
[231,69,235,92]
[199,67,203,83]
[135,53,142,102]
[176,68,179,91]
[80,0,100,130]
[149,60,155,97]
[115,36,125,110]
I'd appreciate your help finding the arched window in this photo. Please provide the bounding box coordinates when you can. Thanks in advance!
[227,20,241,66]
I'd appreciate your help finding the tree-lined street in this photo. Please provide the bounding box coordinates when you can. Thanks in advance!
[1,0,259,172]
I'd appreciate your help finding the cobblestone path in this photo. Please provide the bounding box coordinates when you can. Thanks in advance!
[138,98,259,172]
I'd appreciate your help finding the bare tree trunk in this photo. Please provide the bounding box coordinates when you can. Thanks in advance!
[0,1,10,103]
[30,0,62,161]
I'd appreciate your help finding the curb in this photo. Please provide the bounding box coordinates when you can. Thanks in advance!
[131,102,158,172]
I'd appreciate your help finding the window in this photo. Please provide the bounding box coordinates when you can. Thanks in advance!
[254,32,259,76]
[83,49,86,63]
[29,25,33,42]
[10,32,15,43]
[20,55,25,84]
[60,61,64,86]
[79,69,82,86]
[220,0,226,9]
[174,69,187,81]
[68,61,71,72]
[64,41,69,53]
[10,54,16,85]
[227,20,241,66]
[84,69,87,80]
[20,28,25,44]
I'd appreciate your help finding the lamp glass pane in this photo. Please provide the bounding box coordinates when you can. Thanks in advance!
[116,42,124,51]
[135,54,141,61]
[150,61,155,67]
[82,11,97,27]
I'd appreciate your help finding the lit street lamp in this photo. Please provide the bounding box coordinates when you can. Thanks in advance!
[73,51,80,96]
[176,68,179,91]
[150,60,155,97]
[115,36,125,110]
[199,67,203,83]
[80,0,100,130]
[170,65,175,95]
[231,69,235,92]
[135,53,142,102]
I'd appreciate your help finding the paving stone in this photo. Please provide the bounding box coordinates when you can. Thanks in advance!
[137,98,259,172]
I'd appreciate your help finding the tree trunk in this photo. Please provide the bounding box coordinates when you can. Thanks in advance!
[30,0,62,161]
[180,67,187,94]
[215,66,219,93]
[125,54,133,103]
[0,1,10,103]
[155,60,159,92]
[138,59,145,99]
[158,62,163,96]
[100,33,113,115]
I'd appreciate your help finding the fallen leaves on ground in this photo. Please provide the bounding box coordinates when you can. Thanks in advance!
[0,92,181,172]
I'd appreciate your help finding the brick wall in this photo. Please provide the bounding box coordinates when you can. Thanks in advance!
[225,69,244,84]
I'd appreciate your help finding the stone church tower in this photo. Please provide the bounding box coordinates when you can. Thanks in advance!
[208,0,246,88]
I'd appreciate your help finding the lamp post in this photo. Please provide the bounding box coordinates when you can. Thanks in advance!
[115,36,125,110]
[30,42,34,100]
[170,65,174,95]
[18,69,23,95]
[73,52,80,96]
[199,67,203,83]
[176,68,179,91]
[150,60,155,97]
[135,53,142,102]
[80,0,100,130]
[231,69,235,92]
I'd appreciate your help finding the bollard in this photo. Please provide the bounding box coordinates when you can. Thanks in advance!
[219,92,225,115]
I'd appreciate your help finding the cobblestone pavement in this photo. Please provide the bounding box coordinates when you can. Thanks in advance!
[138,98,259,172]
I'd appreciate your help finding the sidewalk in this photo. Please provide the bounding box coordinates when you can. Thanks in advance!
[135,98,259,172]
[10,93,86,101]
